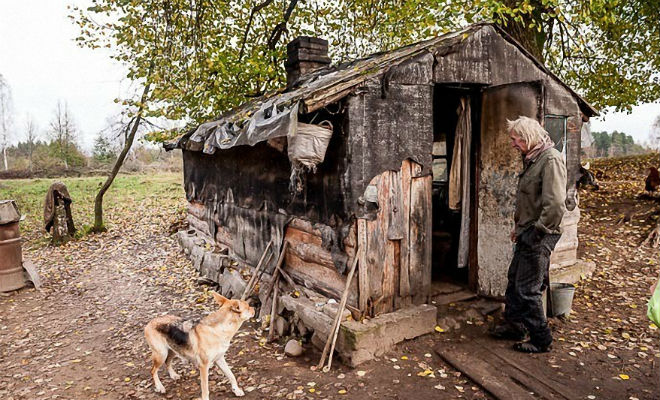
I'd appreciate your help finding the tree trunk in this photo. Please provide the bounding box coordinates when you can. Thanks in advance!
[2,147,7,171]
[92,80,151,232]
[498,0,547,62]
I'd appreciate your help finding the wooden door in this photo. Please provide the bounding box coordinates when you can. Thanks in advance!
[357,159,432,315]
[476,81,544,297]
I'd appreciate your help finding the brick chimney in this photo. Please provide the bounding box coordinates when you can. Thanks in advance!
[284,36,331,89]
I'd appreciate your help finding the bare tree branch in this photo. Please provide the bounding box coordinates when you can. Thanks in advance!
[238,0,275,61]
[267,0,300,50]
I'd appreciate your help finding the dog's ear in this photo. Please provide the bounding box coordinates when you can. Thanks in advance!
[211,291,228,306]
[231,301,243,314]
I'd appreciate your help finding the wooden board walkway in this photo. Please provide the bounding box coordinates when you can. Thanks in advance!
[435,340,579,400]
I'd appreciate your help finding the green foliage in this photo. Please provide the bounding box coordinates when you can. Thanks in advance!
[7,139,86,171]
[93,133,116,163]
[142,129,180,144]
[72,0,659,129]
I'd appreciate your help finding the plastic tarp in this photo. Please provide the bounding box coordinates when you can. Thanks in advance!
[189,100,300,155]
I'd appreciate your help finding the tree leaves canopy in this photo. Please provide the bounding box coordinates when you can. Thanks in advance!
[72,0,660,132]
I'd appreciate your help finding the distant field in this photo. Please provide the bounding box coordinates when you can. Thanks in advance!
[0,173,185,248]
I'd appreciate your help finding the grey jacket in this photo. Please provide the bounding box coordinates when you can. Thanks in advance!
[514,147,567,236]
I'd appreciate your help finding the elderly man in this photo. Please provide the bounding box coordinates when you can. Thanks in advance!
[491,116,567,353]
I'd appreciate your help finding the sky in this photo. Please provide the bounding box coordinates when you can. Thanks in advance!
[0,1,658,153]
[0,1,127,152]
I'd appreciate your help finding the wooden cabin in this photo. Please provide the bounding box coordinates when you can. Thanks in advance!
[169,23,597,318]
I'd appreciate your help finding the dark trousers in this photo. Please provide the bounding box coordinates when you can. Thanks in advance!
[504,227,561,347]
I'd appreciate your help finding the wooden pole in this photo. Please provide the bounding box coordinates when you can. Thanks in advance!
[263,241,289,301]
[267,278,279,342]
[317,247,360,371]
[241,241,273,300]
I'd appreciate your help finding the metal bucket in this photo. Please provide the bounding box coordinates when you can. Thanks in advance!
[549,283,576,318]
[0,201,25,292]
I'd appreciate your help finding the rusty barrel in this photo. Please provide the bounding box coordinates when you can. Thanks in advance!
[0,200,25,292]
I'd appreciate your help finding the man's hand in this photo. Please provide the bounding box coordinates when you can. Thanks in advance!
[510,230,517,243]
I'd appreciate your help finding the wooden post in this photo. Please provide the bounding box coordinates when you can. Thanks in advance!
[357,219,369,314]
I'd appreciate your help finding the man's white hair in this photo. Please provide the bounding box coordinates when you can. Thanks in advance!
[507,116,550,148]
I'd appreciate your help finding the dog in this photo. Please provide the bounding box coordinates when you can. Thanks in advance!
[144,292,255,400]
[576,162,599,190]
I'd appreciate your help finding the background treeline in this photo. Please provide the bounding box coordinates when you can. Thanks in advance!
[590,131,648,158]
[3,137,179,178]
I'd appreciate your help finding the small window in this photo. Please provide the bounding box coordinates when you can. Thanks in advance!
[545,115,567,155]
[432,140,448,182]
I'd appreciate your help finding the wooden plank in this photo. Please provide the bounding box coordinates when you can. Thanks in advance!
[435,345,537,400]
[399,160,412,305]
[366,173,389,315]
[357,218,369,313]
[387,169,404,240]
[409,167,432,303]
[431,290,477,305]
[474,340,574,400]
[381,172,396,314]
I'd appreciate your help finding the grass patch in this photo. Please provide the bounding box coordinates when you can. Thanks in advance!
[0,173,184,247]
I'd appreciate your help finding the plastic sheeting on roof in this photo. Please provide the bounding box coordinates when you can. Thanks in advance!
[191,99,300,155]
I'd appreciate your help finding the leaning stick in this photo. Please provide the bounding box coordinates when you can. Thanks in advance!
[317,248,360,371]
[241,241,273,300]
[263,241,289,301]
[267,278,280,342]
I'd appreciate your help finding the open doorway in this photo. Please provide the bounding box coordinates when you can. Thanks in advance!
[431,85,478,291]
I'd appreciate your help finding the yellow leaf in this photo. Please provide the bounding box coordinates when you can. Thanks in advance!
[401,356,408,360]
[435,326,445,333]
[338,389,347,394]
[124,377,131,382]
[622,332,631,339]
[309,388,315,393]
[619,374,629,380]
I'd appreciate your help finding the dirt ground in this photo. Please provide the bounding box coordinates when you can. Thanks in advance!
[1,153,659,400]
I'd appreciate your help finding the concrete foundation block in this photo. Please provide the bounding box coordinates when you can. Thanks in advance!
[339,304,437,366]
[280,294,436,367]
[550,259,596,284]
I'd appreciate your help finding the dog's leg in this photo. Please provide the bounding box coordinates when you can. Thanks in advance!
[198,362,211,400]
[165,352,180,381]
[216,356,244,397]
[150,349,167,393]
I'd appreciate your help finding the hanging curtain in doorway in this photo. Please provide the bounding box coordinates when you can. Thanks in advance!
[448,97,471,268]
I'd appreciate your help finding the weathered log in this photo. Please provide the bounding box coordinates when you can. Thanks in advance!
[285,251,357,306]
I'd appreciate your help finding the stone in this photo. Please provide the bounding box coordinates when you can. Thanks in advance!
[284,340,304,357]
[464,308,483,322]
[437,316,460,331]
[275,316,290,337]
